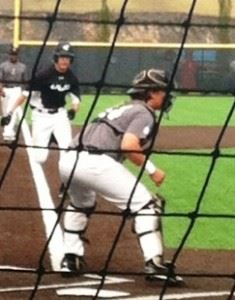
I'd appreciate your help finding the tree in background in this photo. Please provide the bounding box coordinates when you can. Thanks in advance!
[99,0,111,42]
[218,0,232,43]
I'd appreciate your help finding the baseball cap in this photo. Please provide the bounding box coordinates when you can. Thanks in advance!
[9,46,19,55]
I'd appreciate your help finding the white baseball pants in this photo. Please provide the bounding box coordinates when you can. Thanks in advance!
[1,87,22,140]
[59,150,163,261]
[31,108,72,164]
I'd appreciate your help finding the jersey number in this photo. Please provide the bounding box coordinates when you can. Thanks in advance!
[98,105,132,120]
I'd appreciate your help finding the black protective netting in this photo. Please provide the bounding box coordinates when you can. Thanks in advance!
[0,0,234,299]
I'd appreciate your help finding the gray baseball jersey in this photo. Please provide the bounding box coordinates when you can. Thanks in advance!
[0,60,27,87]
[72,100,156,161]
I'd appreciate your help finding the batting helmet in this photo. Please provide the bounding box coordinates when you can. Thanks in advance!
[54,42,74,63]
[127,69,170,95]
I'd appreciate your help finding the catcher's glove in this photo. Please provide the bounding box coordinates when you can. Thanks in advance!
[1,113,12,126]
[67,109,76,120]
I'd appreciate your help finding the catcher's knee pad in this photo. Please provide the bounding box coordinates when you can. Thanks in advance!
[64,203,96,236]
[134,194,165,237]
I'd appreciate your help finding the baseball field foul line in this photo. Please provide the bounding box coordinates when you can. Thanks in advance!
[0,275,133,293]
[17,108,64,271]
[118,291,230,300]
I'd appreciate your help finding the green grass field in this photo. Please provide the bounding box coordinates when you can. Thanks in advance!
[125,149,235,250]
[26,94,235,127]
[71,94,235,127]
[25,95,235,249]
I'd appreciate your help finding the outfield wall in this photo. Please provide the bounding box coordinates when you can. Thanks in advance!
[0,44,233,93]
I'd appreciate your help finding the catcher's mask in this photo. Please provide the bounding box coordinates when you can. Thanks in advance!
[54,42,75,63]
[127,68,175,112]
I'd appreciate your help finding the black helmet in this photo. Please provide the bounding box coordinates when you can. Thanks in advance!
[54,42,74,62]
[128,68,175,112]
[127,69,170,95]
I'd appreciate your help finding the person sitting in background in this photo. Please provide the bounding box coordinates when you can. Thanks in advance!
[178,51,199,91]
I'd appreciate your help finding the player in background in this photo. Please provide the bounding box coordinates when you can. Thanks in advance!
[59,69,183,285]
[1,41,81,197]
[0,46,28,141]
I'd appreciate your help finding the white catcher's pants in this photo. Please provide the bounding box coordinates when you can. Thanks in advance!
[31,108,72,164]
[59,150,163,261]
[1,87,22,140]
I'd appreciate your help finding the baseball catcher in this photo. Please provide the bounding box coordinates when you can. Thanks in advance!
[59,68,183,285]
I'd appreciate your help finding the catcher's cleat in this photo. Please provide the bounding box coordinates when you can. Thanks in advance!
[145,259,184,286]
[60,253,85,277]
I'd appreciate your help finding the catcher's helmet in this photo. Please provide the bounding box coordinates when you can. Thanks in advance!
[54,42,74,63]
[128,69,175,112]
[127,69,170,95]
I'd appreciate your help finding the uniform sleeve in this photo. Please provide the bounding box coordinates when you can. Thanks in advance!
[70,75,81,99]
[126,111,154,140]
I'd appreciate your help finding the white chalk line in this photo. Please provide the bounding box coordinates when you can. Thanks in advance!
[17,108,64,271]
[0,273,133,293]
[115,290,230,300]
[56,288,130,297]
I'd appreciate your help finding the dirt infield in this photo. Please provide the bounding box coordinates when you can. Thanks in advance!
[0,126,234,300]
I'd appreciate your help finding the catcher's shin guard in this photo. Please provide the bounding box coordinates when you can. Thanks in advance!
[134,194,165,262]
[63,203,96,257]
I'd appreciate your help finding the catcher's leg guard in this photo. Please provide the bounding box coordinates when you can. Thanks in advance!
[134,194,165,262]
[63,203,96,257]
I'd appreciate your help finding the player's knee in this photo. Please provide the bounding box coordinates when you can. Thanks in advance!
[64,205,88,232]
[134,195,165,235]
[33,150,48,164]
[64,203,96,233]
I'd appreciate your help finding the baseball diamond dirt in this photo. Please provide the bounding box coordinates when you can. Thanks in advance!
[0,126,234,300]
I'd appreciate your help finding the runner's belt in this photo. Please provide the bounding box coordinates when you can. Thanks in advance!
[30,105,59,114]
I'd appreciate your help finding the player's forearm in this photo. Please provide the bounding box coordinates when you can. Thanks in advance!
[121,133,152,167]
[121,132,159,177]
[69,92,80,112]
[125,151,147,166]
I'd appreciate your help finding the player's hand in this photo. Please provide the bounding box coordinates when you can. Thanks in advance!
[67,109,76,120]
[1,114,12,126]
[149,168,165,186]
